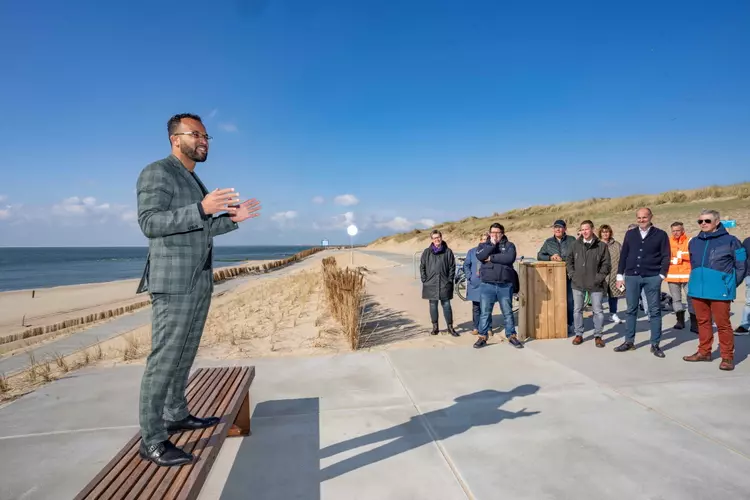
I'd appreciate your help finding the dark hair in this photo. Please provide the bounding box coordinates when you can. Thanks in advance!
[167,113,203,140]
[489,223,505,233]
[670,221,684,228]
[430,230,442,238]
[597,224,613,239]
[580,220,594,229]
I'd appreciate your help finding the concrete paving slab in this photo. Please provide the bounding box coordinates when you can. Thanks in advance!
[318,406,467,500]
[385,343,598,405]
[0,365,142,437]
[0,427,136,500]
[616,375,750,457]
[419,385,750,499]
[195,352,413,412]
[525,331,750,388]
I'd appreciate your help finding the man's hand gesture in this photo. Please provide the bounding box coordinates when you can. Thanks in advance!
[201,188,240,215]
[229,198,261,223]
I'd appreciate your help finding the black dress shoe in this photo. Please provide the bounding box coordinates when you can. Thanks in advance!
[473,337,488,348]
[166,414,221,434]
[651,344,665,358]
[447,324,460,337]
[139,440,193,467]
[613,342,635,352]
[507,335,524,349]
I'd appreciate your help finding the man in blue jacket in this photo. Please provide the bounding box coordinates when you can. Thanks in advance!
[683,210,747,371]
[474,223,522,349]
[613,208,671,358]
[463,232,492,335]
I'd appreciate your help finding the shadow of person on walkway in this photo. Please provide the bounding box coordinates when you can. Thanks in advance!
[320,385,540,481]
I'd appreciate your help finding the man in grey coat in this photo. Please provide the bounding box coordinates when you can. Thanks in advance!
[136,113,261,467]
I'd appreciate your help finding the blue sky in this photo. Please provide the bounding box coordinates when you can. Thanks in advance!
[1,0,748,246]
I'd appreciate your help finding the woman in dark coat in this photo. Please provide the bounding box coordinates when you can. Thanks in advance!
[420,230,459,336]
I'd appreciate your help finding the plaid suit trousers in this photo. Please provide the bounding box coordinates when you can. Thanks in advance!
[139,268,213,446]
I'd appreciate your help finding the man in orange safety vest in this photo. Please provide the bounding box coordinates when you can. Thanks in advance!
[667,221,695,331]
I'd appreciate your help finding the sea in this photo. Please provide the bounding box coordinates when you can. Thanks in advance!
[0,246,315,292]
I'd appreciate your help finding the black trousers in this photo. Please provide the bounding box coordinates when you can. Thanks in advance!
[429,300,453,325]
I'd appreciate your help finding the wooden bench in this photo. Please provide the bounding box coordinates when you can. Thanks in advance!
[74,366,255,500]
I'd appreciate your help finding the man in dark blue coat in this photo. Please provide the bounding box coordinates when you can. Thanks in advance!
[474,223,522,349]
[613,208,671,358]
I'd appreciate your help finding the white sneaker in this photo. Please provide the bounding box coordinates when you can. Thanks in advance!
[611,314,622,324]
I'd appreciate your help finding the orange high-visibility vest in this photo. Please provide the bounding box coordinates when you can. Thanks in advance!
[667,233,691,283]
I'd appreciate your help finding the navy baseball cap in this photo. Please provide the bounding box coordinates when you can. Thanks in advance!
[552,219,567,228]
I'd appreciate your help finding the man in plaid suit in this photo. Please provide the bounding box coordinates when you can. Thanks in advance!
[136,113,260,467]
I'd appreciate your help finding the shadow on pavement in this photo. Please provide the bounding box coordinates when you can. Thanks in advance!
[319,385,540,482]
[221,398,321,500]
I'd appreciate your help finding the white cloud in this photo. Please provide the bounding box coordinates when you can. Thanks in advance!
[312,196,325,204]
[0,208,10,220]
[218,123,238,133]
[334,194,359,206]
[208,108,218,119]
[271,210,298,226]
[375,216,413,231]
[53,196,113,217]
[375,216,435,232]
[0,195,7,202]
[121,211,138,222]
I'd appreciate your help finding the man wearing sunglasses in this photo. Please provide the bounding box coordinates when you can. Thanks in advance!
[135,113,261,467]
[683,210,747,371]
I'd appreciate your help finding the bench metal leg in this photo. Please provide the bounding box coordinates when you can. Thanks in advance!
[228,391,251,437]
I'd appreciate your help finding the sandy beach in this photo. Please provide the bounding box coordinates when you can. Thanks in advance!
[0,260,272,339]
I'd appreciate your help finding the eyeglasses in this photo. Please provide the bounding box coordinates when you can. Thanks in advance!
[173,131,213,141]
[697,219,714,224]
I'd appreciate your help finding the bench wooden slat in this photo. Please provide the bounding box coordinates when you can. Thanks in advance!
[74,369,212,500]
[113,368,224,500]
[74,366,255,500]
[147,367,242,500]
[170,368,252,500]
[123,368,234,500]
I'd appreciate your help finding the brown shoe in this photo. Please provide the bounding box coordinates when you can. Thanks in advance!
[720,359,735,371]
[683,352,711,362]
[595,337,605,348]
[572,335,583,345]
[471,329,479,336]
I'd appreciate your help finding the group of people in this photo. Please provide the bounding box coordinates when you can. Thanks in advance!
[420,207,749,371]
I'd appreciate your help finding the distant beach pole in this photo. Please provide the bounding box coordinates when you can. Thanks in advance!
[347,224,358,266]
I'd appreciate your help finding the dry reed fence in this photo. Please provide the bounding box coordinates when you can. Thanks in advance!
[321,257,366,349]
[4,246,328,348]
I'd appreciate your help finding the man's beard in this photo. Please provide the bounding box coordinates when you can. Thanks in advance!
[181,143,208,163]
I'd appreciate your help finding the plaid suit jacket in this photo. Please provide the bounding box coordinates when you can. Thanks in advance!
[135,154,238,294]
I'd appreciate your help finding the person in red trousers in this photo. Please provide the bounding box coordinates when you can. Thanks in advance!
[683,210,747,371]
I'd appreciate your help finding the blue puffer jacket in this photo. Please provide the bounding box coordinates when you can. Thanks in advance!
[687,224,747,301]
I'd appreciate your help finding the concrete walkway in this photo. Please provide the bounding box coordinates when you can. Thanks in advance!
[2,249,750,499]
[0,253,332,376]
[2,311,750,499]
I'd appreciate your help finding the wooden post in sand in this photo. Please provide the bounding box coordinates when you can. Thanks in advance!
[517,261,568,340]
